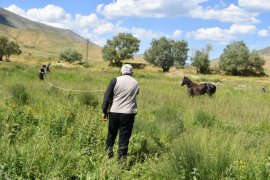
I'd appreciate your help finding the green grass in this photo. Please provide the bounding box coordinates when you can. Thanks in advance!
[0,61,270,179]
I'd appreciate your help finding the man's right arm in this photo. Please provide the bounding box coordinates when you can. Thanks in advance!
[102,78,117,115]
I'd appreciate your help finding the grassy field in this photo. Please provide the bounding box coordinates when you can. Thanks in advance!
[0,60,270,179]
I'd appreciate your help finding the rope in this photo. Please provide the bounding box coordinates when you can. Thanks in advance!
[43,76,105,93]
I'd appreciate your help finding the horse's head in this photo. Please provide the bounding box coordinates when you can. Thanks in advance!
[181,76,188,86]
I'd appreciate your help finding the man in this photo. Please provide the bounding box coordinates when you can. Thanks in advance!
[102,64,139,160]
[39,67,45,80]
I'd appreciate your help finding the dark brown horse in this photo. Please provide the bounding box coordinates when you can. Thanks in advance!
[181,76,216,97]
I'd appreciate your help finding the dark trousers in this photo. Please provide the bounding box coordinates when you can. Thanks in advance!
[106,112,135,159]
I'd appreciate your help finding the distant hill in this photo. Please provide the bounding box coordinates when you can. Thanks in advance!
[258,46,270,70]
[0,8,102,60]
[259,46,270,56]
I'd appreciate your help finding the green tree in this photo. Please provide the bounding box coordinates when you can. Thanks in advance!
[102,33,140,67]
[144,37,189,72]
[59,48,83,63]
[247,50,265,75]
[5,41,21,61]
[191,44,212,74]
[0,36,8,61]
[172,40,189,66]
[220,41,265,76]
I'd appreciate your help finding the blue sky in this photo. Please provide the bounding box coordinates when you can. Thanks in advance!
[1,0,270,59]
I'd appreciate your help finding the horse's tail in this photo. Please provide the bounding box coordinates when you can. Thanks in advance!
[210,84,216,95]
[212,85,216,93]
[207,83,216,96]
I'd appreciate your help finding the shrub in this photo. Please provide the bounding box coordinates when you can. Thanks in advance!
[59,48,83,63]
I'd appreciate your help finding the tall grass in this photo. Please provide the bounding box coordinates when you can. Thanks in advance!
[0,61,269,179]
[9,83,31,105]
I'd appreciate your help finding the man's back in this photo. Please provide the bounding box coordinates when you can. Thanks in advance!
[110,75,139,114]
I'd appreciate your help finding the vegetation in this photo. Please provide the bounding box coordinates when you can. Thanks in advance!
[59,48,83,63]
[191,44,212,74]
[172,40,189,66]
[144,37,189,72]
[102,33,140,67]
[220,41,265,76]
[0,61,269,179]
[0,36,21,61]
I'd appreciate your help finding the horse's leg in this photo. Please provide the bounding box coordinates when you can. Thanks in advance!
[188,88,193,97]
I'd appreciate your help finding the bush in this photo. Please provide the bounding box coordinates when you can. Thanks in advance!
[59,48,83,63]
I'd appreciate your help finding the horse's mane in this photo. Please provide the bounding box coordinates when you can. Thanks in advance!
[184,77,196,87]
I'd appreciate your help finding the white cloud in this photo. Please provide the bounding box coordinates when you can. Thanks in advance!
[4,4,172,46]
[92,22,128,35]
[173,29,183,38]
[191,4,259,24]
[239,0,270,11]
[26,4,69,22]
[75,13,99,29]
[5,4,27,17]
[257,27,270,37]
[187,24,256,43]
[257,29,269,37]
[5,4,72,29]
[130,27,164,40]
[97,0,207,18]
[97,0,259,24]
[229,24,257,34]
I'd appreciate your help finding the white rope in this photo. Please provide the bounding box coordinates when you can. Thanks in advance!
[44,76,105,93]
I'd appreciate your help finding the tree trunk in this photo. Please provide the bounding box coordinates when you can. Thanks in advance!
[6,55,10,62]
[112,60,122,67]
[162,66,170,72]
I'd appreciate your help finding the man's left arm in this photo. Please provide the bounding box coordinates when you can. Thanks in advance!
[102,78,116,120]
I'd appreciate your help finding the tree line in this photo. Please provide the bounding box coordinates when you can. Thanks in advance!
[0,33,265,76]
[0,36,21,61]
[102,33,266,76]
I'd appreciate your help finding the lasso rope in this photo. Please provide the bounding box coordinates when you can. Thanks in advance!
[44,76,105,93]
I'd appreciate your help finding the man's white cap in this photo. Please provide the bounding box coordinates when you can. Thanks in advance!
[121,64,133,74]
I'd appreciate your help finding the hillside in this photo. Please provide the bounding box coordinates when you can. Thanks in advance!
[259,46,270,56]
[0,8,102,60]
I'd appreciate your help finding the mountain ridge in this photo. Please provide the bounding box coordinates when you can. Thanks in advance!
[0,8,102,60]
